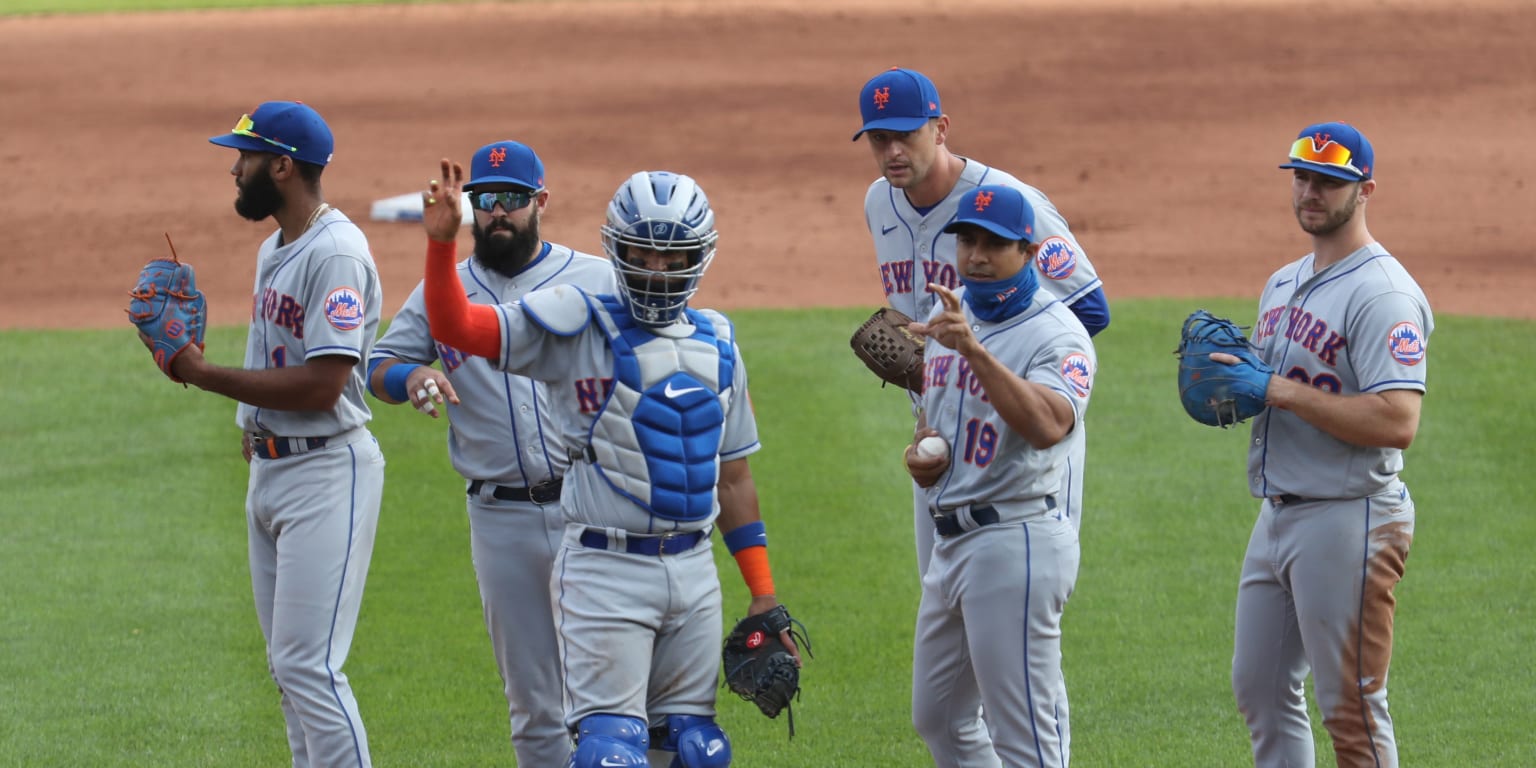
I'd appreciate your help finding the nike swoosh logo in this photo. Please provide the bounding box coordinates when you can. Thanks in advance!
[1273,279,1291,289]
[600,759,624,767]
[881,224,898,235]
[664,382,704,398]
[465,291,479,299]
[707,743,723,756]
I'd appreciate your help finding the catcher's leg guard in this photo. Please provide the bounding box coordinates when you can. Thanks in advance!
[655,714,731,768]
[568,714,650,768]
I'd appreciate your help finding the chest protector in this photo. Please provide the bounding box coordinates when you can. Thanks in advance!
[587,296,736,522]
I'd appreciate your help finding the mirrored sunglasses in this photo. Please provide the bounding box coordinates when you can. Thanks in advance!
[1289,137,1363,177]
[231,114,298,153]
[470,190,538,213]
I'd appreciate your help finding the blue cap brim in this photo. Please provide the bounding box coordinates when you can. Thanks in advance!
[943,218,1030,242]
[1278,161,1367,181]
[851,116,932,141]
[209,134,279,154]
[463,175,544,192]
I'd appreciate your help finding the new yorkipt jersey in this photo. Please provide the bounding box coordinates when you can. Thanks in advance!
[370,244,614,487]
[487,284,760,534]
[920,291,1096,510]
[238,208,381,438]
[865,158,1101,322]
[1246,242,1433,500]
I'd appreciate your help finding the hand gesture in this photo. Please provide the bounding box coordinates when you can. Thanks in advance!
[423,159,465,244]
[910,283,980,356]
[406,366,459,418]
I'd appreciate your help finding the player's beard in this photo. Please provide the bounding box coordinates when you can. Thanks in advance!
[473,210,542,277]
[1295,185,1361,237]
[234,159,284,222]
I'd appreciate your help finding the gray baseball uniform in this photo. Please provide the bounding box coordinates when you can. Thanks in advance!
[1232,242,1431,767]
[239,207,385,768]
[914,290,1094,768]
[487,285,758,740]
[864,158,1101,563]
[369,243,613,766]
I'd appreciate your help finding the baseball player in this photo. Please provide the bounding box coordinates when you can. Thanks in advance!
[167,101,385,767]
[366,140,615,766]
[417,162,800,768]
[904,184,1093,768]
[1218,122,1431,767]
[853,65,1106,764]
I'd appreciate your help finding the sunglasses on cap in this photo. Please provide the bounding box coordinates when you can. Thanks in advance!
[231,114,299,153]
[1289,137,1365,178]
[469,190,538,213]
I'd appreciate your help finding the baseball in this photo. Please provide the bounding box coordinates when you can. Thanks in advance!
[915,436,949,459]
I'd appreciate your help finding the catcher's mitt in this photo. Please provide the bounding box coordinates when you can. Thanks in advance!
[851,307,924,392]
[1176,309,1274,427]
[722,604,812,736]
[127,235,207,384]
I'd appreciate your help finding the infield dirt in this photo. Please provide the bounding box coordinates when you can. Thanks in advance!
[1,0,1531,329]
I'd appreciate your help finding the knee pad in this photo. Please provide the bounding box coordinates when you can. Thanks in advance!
[568,714,649,768]
[656,714,731,768]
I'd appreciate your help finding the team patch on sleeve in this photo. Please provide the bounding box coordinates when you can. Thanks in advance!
[1387,321,1426,365]
[1036,237,1078,280]
[324,287,365,331]
[1061,352,1093,396]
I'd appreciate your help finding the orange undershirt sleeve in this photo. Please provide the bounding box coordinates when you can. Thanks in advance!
[732,546,776,598]
[425,238,502,360]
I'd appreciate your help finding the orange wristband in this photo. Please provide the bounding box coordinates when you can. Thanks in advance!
[732,546,775,598]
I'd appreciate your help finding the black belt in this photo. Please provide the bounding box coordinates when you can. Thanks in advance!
[467,479,563,505]
[931,497,1056,538]
[579,528,707,556]
[1272,494,1310,505]
[250,434,328,460]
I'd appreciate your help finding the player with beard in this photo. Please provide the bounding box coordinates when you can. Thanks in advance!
[177,101,387,768]
[367,140,614,766]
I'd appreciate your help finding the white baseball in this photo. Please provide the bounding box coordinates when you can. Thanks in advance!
[915,435,949,459]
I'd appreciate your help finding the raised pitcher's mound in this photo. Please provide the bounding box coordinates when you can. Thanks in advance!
[1,0,1530,329]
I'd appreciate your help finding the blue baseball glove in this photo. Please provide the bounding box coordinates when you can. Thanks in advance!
[127,236,206,384]
[1176,309,1273,428]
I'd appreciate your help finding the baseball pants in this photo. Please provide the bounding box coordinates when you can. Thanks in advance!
[1231,486,1414,768]
[247,433,384,768]
[468,490,570,767]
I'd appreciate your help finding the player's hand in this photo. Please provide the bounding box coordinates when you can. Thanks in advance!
[910,283,980,356]
[904,427,949,488]
[1210,352,1241,365]
[405,366,459,418]
[423,159,465,244]
[747,595,803,666]
[241,433,253,464]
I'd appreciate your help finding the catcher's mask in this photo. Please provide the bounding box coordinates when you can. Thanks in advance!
[601,171,718,327]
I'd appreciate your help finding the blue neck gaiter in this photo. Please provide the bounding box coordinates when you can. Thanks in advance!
[960,262,1039,323]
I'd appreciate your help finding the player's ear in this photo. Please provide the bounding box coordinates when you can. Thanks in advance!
[1357,179,1376,204]
[932,115,950,146]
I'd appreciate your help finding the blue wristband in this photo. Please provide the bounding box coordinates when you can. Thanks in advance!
[383,363,421,402]
[723,521,767,555]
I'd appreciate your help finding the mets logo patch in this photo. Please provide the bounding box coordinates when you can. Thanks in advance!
[1387,321,1425,365]
[324,287,365,331]
[1036,237,1077,280]
[1061,352,1093,397]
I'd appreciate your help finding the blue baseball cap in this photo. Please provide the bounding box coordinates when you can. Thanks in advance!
[464,140,545,191]
[1278,121,1374,181]
[209,101,334,166]
[851,67,943,141]
[942,185,1037,242]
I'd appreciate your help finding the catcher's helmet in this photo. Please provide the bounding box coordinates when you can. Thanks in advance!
[601,171,718,327]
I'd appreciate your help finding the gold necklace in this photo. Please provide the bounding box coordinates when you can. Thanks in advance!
[304,203,331,232]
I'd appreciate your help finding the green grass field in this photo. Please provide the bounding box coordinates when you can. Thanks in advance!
[3,300,1533,767]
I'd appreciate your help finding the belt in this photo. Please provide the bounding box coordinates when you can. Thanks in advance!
[468,479,563,505]
[250,434,328,460]
[1271,494,1311,505]
[579,528,708,556]
[932,496,1056,538]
